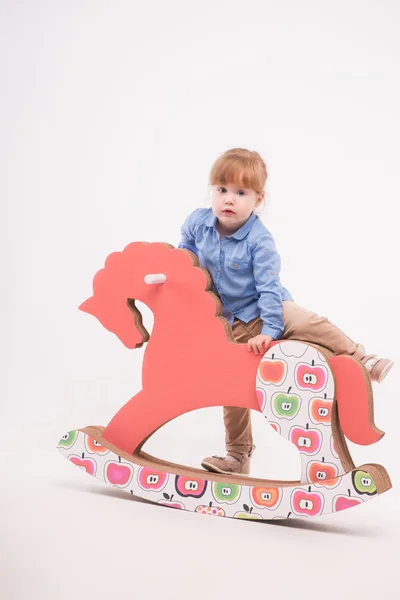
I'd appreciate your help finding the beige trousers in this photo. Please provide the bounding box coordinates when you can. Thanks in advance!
[224,300,365,454]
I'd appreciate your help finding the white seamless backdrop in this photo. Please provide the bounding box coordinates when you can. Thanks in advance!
[1,2,400,600]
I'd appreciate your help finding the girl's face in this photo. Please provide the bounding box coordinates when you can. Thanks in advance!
[211,183,264,232]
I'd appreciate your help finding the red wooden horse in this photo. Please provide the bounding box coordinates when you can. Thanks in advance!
[56,241,392,521]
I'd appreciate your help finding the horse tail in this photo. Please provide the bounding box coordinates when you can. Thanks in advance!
[328,355,384,446]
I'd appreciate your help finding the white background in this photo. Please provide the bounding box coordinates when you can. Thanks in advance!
[1,1,400,598]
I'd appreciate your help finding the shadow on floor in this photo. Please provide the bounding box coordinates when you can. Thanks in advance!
[55,478,385,537]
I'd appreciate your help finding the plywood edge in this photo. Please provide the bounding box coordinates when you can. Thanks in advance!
[82,425,300,488]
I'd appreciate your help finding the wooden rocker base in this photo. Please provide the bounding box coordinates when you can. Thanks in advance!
[57,426,391,520]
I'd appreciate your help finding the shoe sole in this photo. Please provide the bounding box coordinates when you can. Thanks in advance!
[200,461,249,476]
[377,360,394,383]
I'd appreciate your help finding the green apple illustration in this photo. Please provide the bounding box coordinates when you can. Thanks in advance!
[212,482,241,505]
[58,430,78,449]
[272,387,301,420]
[352,470,377,496]
[234,503,262,520]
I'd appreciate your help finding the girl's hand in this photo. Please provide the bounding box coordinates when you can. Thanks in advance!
[247,334,273,355]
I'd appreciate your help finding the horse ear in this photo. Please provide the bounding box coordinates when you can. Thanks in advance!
[79,297,96,316]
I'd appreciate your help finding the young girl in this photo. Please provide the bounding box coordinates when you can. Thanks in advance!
[177,148,394,476]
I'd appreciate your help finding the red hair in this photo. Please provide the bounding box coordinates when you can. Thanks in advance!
[209,148,268,195]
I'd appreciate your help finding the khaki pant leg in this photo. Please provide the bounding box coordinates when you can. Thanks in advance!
[280,300,364,357]
[223,316,263,454]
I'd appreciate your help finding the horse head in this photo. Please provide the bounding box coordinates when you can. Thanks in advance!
[79,241,218,349]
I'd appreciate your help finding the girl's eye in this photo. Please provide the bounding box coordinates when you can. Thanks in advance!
[217,187,245,195]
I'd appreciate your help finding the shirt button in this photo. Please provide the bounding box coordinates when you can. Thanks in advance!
[234,263,238,268]
[216,267,219,271]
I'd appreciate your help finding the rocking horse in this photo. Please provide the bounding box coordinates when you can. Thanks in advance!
[57,241,392,520]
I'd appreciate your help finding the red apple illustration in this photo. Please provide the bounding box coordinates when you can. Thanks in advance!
[250,486,282,510]
[157,493,185,509]
[85,435,110,456]
[307,458,340,488]
[333,489,363,512]
[309,394,333,426]
[256,387,266,411]
[291,486,324,517]
[138,467,168,492]
[295,360,328,392]
[104,456,133,487]
[69,453,97,477]
[268,421,281,434]
[175,475,207,498]
[259,354,287,386]
[289,423,322,455]
[195,501,225,517]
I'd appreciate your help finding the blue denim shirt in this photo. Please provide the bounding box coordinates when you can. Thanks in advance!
[177,207,293,339]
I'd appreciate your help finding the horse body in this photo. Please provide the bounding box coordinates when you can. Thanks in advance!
[104,310,266,454]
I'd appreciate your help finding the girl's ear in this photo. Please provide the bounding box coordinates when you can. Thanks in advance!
[256,191,265,207]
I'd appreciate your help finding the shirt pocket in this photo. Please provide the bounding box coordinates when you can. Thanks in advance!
[225,259,251,273]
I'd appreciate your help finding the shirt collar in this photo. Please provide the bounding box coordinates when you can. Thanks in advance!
[205,209,257,240]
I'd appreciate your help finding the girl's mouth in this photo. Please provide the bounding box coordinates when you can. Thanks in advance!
[222,210,235,215]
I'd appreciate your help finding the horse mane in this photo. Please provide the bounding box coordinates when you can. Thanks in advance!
[88,241,236,343]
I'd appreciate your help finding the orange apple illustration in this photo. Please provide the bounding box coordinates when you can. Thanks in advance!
[104,456,134,487]
[333,489,363,512]
[84,435,110,456]
[309,394,333,426]
[289,423,322,455]
[250,486,282,510]
[307,457,340,488]
[295,359,328,392]
[259,354,287,386]
[69,452,97,476]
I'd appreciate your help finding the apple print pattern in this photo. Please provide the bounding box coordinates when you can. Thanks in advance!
[257,341,343,485]
[84,436,110,456]
[104,458,134,488]
[58,424,381,521]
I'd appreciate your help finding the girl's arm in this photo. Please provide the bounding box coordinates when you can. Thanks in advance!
[251,232,284,339]
[177,209,200,257]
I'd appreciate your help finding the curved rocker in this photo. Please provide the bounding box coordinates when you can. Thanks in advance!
[57,242,392,520]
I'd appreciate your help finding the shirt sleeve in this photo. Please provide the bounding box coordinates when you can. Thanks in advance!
[251,233,284,339]
[177,209,200,257]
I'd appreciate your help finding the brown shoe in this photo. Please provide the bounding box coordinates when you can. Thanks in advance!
[201,446,255,476]
[360,355,394,383]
